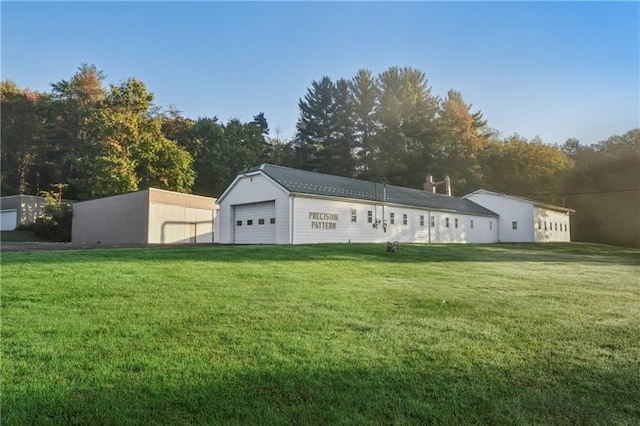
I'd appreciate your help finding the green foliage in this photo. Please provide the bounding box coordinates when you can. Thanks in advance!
[2,244,639,424]
[480,135,573,204]
[32,184,72,241]
[562,129,640,248]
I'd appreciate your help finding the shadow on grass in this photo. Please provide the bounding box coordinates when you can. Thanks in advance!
[2,242,639,266]
[4,360,639,425]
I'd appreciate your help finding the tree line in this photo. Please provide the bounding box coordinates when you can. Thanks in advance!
[1,64,638,246]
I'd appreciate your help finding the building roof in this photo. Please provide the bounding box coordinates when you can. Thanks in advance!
[464,189,575,213]
[246,164,498,217]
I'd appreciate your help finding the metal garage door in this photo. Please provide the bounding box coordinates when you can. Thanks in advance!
[234,201,276,244]
[1,210,17,231]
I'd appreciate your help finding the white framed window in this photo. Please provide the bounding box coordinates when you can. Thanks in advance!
[367,210,373,223]
[247,219,253,226]
[490,221,493,230]
[445,218,450,228]
[402,214,407,225]
[454,218,459,228]
[470,219,474,229]
[351,209,357,223]
[270,218,276,224]
[512,221,518,230]
[564,224,567,232]
[430,216,435,227]
[544,222,547,231]
[258,218,265,225]
[554,223,558,231]
[236,220,242,226]
[538,220,541,230]
[420,215,424,226]
[390,213,395,224]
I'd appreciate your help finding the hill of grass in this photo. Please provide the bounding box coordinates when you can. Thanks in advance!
[2,243,639,424]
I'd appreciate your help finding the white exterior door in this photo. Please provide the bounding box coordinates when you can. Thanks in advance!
[1,210,17,231]
[233,201,276,244]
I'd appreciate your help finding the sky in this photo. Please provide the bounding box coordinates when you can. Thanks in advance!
[2,1,638,145]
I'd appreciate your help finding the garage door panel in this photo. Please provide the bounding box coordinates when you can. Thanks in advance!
[234,201,276,244]
[1,210,17,231]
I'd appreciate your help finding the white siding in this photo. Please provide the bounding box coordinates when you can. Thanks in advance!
[290,196,497,245]
[148,203,213,244]
[534,207,571,242]
[217,173,290,244]
[466,192,534,242]
[1,210,17,231]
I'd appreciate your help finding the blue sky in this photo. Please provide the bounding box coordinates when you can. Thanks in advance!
[2,1,638,145]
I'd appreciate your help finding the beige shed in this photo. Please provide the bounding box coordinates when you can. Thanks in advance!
[72,188,216,246]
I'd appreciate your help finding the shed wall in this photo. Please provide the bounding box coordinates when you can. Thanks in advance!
[72,191,148,245]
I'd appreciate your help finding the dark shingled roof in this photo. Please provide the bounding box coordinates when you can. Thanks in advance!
[249,164,498,217]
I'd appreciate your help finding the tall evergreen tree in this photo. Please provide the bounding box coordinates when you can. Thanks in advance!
[370,67,440,188]
[294,76,336,172]
[350,69,379,174]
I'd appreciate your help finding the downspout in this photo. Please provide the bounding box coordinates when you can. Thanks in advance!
[289,194,295,245]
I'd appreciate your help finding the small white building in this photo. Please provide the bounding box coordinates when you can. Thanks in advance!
[72,188,216,246]
[216,164,499,245]
[0,195,49,231]
[464,189,574,243]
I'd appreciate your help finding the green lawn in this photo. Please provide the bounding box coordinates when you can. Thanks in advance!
[2,243,639,425]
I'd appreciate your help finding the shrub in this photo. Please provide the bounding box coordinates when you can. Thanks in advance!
[33,185,73,242]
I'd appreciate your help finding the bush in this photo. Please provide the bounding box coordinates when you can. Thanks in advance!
[33,185,73,242]
[33,202,72,242]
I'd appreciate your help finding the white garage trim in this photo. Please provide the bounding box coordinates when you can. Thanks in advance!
[233,201,276,244]
[1,210,18,231]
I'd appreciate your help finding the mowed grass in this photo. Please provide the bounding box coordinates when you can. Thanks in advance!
[2,243,639,425]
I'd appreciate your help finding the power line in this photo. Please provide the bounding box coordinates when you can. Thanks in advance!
[519,187,640,197]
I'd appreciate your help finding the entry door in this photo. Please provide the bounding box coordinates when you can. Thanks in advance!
[233,201,276,244]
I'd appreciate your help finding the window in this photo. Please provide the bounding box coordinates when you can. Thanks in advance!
[367,210,373,223]
[538,220,541,230]
[445,218,450,228]
[270,218,276,224]
[470,219,474,229]
[420,215,424,226]
[544,222,547,231]
[430,216,435,227]
[390,213,395,224]
[512,221,518,230]
[351,209,357,223]
[454,218,459,228]
[247,219,253,226]
[564,224,567,232]
[554,223,558,231]
[258,218,265,225]
[402,214,407,225]
[490,221,493,230]
[236,220,242,226]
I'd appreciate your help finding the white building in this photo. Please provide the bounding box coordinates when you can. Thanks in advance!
[216,164,499,245]
[0,195,49,231]
[72,188,216,246]
[464,189,574,243]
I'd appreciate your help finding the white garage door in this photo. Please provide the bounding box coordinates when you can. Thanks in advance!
[1,210,17,231]
[234,201,276,244]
